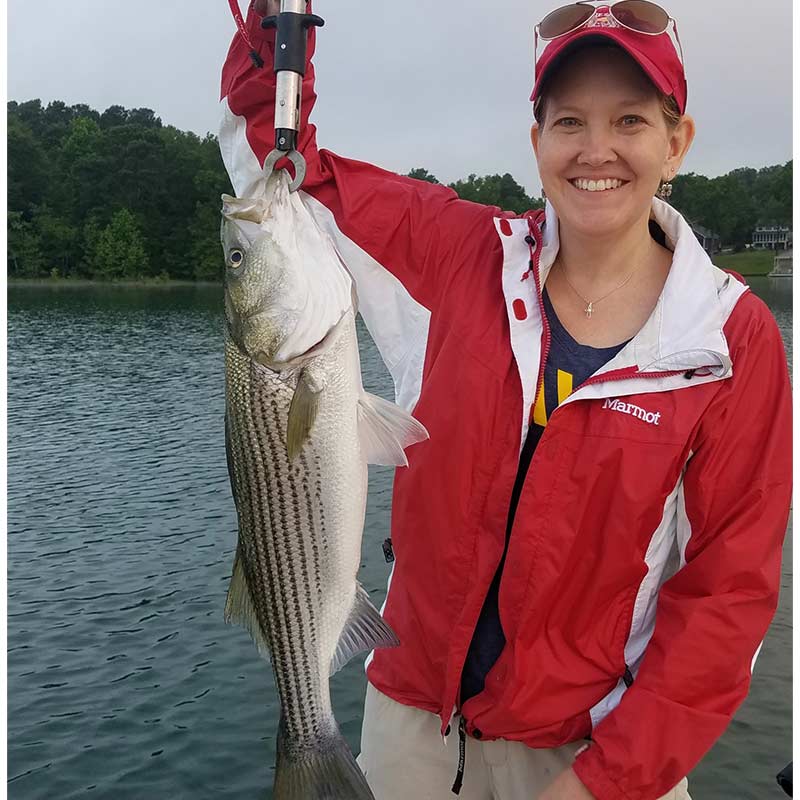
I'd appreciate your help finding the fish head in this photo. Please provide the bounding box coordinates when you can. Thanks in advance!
[221,195,305,370]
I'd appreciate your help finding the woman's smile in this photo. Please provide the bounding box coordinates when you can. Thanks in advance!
[530,44,690,239]
[568,177,631,193]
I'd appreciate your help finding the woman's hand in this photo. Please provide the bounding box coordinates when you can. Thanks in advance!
[538,767,596,800]
[253,0,280,16]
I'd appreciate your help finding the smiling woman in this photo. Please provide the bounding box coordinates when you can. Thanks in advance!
[530,40,695,346]
[218,2,791,800]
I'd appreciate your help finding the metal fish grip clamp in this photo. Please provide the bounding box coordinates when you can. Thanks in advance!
[262,0,324,192]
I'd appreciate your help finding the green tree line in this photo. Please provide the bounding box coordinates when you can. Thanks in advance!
[407,168,544,215]
[669,165,792,250]
[7,100,792,280]
[8,100,231,280]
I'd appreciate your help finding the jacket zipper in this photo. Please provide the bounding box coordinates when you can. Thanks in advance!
[451,224,695,753]
[522,223,692,421]
[525,227,551,420]
[520,222,695,696]
[448,228,548,759]
[524,215,697,406]
[534,364,693,443]
[579,367,694,390]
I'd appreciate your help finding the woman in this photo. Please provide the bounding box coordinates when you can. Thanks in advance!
[221,2,791,798]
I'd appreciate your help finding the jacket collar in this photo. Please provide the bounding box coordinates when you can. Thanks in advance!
[537,197,747,377]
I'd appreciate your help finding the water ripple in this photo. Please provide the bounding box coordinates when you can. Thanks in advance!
[7,283,792,800]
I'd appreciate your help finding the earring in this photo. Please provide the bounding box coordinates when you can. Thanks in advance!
[657,167,675,200]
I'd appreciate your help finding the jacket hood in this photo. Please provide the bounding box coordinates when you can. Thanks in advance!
[537,197,748,377]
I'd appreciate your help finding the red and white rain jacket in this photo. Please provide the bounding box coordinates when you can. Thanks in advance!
[220,8,792,800]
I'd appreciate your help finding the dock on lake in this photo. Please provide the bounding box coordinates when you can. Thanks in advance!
[769,249,793,277]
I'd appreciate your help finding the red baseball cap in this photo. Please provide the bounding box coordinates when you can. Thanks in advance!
[530,12,687,114]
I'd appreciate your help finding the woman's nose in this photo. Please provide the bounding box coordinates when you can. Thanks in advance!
[576,128,619,167]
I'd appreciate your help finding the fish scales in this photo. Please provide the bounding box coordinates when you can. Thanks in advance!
[264,366,338,739]
[227,344,302,708]
[261,391,325,739]
[227,348,285,663]
[226,328,353,742]
[221,183,427,799]
[231,374,313,735]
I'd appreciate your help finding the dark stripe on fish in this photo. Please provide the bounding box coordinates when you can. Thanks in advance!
[257,393,307,733]
[239,391,286,667]
[245,371,327,743]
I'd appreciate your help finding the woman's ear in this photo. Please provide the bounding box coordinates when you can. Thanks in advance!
[665,113,696,178]
[531,122,541,159]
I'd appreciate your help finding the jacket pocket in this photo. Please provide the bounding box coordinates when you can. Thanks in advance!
[611,587,639,678]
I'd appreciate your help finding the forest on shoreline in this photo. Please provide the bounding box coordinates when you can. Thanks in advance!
[8,100,793,282]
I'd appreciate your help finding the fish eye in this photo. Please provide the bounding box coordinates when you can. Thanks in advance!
[228,249,244,268]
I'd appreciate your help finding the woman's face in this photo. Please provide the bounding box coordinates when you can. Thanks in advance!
[531,46,694,240]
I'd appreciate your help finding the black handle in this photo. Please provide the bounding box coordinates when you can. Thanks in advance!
[776,761,792,796]
[261,10,324,75]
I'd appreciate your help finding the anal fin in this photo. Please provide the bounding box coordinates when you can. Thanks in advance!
[330,584,399,675]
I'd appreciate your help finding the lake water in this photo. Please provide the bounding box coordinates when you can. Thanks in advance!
[7,278,792,799]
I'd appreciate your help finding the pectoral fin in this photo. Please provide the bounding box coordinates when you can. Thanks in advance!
[357,392,429,466]
[287,370,323,461]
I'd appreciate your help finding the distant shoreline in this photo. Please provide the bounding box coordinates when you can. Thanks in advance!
[8,278,223,288]
[5,265,778,287]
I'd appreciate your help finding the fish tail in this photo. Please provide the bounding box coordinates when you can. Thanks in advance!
[274,715,375,800]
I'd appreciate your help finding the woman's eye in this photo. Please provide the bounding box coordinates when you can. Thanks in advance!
[621,115,643,126]
[228,249,244,268]
[556,118,579,128]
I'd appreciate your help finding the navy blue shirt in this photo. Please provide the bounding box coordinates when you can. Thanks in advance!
[460,288,630,704]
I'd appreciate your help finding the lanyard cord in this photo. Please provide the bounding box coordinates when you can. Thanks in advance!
[451,716,467,794]
[227,0,265,68]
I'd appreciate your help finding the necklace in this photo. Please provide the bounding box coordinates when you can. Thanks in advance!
[556,260,639,319]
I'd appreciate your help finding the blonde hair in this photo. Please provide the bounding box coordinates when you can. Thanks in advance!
[533,43,683,130]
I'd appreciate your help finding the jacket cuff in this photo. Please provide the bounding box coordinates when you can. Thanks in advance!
[572,747,633,800]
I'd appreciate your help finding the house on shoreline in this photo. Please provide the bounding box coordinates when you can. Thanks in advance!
[752,224,792,250]
[688,221,721,255]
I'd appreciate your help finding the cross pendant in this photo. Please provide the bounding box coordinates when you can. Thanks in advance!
[585,302,593,318]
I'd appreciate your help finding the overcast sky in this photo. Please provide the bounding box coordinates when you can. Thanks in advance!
[7,0,794,196]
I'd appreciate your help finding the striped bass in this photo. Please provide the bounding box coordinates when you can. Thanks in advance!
[220,184,428,800]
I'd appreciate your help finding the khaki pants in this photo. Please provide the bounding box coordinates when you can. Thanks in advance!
[357,682,691,800]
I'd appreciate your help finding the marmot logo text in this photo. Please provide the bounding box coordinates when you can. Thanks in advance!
[603,398,661,426]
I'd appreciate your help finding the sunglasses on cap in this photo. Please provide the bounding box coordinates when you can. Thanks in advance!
[534,1,685,72]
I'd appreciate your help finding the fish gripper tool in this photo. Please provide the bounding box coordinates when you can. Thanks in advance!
[262,0,324,192]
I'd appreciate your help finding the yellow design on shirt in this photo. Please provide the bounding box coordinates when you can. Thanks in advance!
[532,381,547,427]
[557,369,574,405]
[531,369,574,428]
